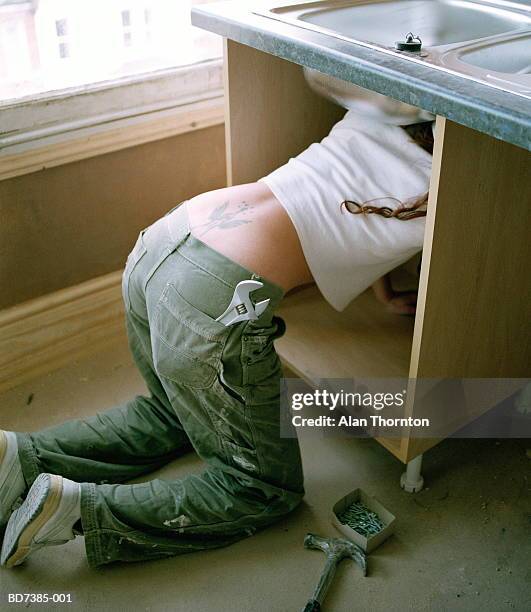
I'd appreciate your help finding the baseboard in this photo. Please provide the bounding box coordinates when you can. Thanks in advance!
[0,271,125,394]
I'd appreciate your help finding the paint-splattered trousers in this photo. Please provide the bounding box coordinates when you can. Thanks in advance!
[15,202,304,567]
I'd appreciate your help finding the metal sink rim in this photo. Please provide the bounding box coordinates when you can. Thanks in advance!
[253,0,531,99]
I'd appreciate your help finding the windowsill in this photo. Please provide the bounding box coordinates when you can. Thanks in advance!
[0,59,225,181]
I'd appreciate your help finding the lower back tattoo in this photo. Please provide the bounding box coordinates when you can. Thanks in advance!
[194,200,254,237]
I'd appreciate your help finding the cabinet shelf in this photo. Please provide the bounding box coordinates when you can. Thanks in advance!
[275,285,414,384]
[275,285,412,460]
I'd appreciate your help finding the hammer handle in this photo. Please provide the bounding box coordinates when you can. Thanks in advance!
[303,555,338,611]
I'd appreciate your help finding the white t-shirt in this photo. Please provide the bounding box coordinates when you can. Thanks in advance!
[258,111,433,311]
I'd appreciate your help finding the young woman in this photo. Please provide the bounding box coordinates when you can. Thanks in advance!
[0,110,434,568]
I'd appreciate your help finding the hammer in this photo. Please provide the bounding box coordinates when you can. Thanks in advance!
[302,533,367,612]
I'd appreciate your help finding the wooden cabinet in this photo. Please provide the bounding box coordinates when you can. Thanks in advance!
[223,39,531,465]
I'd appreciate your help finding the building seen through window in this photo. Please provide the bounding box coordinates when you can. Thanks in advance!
[0,0,223,102]
[54,17,68,58]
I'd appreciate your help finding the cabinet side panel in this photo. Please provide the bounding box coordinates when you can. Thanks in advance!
[413,120,531,378]
[405,120,531,461]
[224,39,344,185]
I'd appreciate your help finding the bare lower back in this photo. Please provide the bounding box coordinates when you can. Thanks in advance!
[187,182,313,293]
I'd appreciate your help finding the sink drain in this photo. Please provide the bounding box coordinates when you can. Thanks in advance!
[395,32,422,52]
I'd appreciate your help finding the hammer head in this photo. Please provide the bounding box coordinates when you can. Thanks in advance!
[304,533,367,576]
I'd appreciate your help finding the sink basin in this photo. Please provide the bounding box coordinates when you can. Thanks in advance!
[296,0,526,47]
[255,0,531,100]
[442,33,531,95]
[452,34,531,74]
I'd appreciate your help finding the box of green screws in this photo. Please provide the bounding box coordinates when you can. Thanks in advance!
[331,488,396,553]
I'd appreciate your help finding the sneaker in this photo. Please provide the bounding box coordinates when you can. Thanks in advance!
[1,473,80,567]
[0,431,26,529]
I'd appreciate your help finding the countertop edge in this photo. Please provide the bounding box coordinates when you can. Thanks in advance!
[192,4,531,152]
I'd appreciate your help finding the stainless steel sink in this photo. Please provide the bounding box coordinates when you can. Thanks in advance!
[443,32,531,95]
[254,0,531,101]
[296,0,526,46]
[457,35,531,74]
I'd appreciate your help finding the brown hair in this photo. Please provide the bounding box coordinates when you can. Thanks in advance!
[340,121,434,220]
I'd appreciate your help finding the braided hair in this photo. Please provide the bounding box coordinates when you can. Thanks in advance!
[340,121,434,221]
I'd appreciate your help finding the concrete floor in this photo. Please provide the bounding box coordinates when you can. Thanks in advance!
[1,338,529,612]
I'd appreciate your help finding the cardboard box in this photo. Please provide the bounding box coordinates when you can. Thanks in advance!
[331,488,396,553]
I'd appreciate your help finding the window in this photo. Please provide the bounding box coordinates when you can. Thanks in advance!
[121,10,131,27]
[55,19,67,37]
[55,18,70,60]
[0,0,224,103]
[58,42,69,59]
[121,9,133,47]
[1,0,225,165]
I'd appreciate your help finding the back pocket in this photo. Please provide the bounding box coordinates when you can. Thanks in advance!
[152,282,229,389]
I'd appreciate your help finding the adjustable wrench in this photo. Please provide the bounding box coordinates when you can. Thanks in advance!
[216,280,270,326]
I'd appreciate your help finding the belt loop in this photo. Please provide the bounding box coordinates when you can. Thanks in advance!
[165,201,190,248]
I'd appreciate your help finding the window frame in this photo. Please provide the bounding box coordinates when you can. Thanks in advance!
[0,58,223,151]
[0,58,225,181]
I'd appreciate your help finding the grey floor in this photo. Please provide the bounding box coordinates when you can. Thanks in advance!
[1,337,529,612]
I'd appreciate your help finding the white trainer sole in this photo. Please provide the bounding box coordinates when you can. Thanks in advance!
[1,473,62,567]
[0,430,26,529]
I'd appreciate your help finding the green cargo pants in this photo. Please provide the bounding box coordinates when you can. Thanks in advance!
[16,202,304,567]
